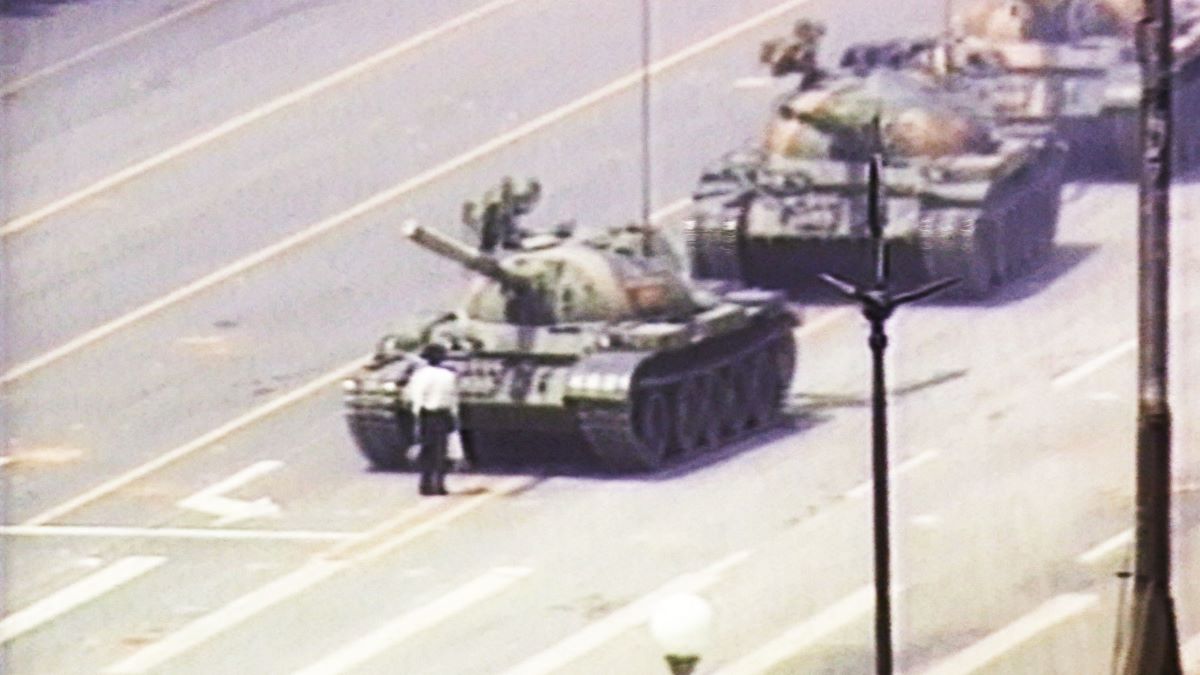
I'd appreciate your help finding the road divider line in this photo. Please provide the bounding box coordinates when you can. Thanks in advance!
[0,556,165,644]
[1,0,226,96]
[292,566,532,675]
[0,0,817,385]
[845,450,939,500]
[714,585,875,675]
[101,475,531,674]
[1053,339,1135,388]
[1077,528,1133,565]
[499,550,750,675]
[0,524,352,542]
[21,357,369,526]
[0,0,528,237]
[102,559,347,674]
[917,593,1098,675]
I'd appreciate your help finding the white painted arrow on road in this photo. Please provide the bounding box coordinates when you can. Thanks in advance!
[177,461,283,526]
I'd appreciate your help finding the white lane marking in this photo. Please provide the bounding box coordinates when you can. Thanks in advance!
[21,356,368,526]
[911,513,942,528]
[498,551,750,675]
[0,457,12,467]
[714,585,874,675]
[918,593,1098,675]
[1076,529,1133,565]
[1053,339,1135,388]
[0,0,225,96]
[291,566,531,675]
[0,525,351,542]
[844,450,939,500]
[0,0,819,384]
[1183,631,1200,668]
[100,476,531,674]
[732,76,775,89]
[0,556,165,644]
[795,307,854,339]
[177,460,283,525]
[0,0,527,237]
[102,559,347,674]
[1086,391,1121,402]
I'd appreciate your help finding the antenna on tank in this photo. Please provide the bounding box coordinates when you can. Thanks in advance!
[639,0,653,256]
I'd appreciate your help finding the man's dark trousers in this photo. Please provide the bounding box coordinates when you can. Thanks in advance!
[418,409,454,495]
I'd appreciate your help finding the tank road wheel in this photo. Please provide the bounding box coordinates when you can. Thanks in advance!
[919,209,997,299]
[1029,186,1061,266]
[714,366,744,437]
[964,218,999,297]
[748,345,789,426]
[632,388,671,468]
[728,357,760,432]
[672,375,712,455]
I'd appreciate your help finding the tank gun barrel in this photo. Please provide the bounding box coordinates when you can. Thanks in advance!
[402,221,529,289]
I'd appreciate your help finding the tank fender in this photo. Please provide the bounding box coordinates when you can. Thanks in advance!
[564,352,646,404]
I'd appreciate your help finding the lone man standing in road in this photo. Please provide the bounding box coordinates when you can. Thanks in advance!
[407,343,459,496]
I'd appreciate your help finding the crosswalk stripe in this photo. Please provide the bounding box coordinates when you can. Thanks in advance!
[292,567,531,675]
[918,594,1097,675]
[103,560,346,674]
[499,551,749,675]
[714,585,874,675]
[0,556,165,644]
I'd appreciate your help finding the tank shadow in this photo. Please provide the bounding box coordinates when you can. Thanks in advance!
[782,243,1097,308]
[1,0,95,18]
[793,368,968,413]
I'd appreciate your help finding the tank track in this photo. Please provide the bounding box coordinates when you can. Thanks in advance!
[917,178,1062,299]
[686,212,743,281]
[918,207,995,298]
[345,408,415,471]
[575,316,796,472]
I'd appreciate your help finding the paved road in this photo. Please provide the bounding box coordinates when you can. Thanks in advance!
[2,1,1198,673]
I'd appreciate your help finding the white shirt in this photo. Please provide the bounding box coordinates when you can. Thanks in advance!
[407,364,459,414]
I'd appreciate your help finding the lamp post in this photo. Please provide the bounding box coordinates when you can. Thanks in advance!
[819,154,957,674]
[650,593,714,675]
[1117,0,1184,671]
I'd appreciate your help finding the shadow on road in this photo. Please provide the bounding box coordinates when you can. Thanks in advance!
[386,412,833,482]
[1,0,97,19]
[787,242,1098,309]
[794,368,968,413]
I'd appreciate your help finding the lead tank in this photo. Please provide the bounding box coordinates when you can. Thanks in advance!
[343,214,798,473]
[687,70,1067,297]
[837,0,1200,172]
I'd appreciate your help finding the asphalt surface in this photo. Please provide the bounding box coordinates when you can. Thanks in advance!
[2,1,1198,673]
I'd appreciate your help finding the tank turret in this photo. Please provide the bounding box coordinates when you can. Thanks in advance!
[344,187,800,473]
[835,0,1200,174]
[687,69,1067,298]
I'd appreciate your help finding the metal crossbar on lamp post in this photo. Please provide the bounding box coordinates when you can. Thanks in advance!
[819,154,957,675]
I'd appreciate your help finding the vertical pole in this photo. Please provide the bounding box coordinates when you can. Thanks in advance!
[1120,0,1182,671]
[640,0,652,225]
[870,319,893,675]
